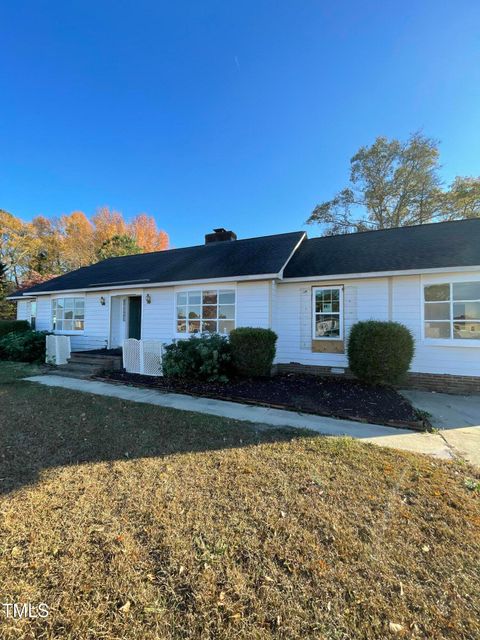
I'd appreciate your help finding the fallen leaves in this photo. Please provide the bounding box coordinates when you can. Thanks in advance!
[388,621,404,634]
[119,600,131,614]
[315,559,329,573]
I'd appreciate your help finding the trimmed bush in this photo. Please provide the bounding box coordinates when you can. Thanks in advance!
[0,330,49,363]
[162,333,231,382]
[347,320,414,385]
[229,327,277,377]
[0,319,30,338]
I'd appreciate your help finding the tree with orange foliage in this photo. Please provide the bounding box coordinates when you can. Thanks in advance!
[0,206,169,286]
[0,209,36,286]
[129,213,169,252]
[0,261,15,318]
[60,211,95,270]
[91,206,128,247]
[30,215,63,274]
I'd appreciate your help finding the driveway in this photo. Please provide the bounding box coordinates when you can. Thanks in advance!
[402,389,480,468]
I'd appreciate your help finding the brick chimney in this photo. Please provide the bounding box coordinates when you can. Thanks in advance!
[205,228,237,244]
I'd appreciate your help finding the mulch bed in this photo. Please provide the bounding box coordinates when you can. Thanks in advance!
[101,371,427,429]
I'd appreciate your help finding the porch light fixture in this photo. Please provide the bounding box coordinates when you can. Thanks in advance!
[100,296,106,306]
[146,293,152,304]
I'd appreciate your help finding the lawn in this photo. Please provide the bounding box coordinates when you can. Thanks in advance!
[0,361,479,640]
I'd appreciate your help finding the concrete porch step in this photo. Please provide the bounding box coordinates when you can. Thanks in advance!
[46,350,123,380]
[68,355,117,367]
[56,362,103,374]
[48,368,98,380]
[69,352,122,369]
[70,352,121,360]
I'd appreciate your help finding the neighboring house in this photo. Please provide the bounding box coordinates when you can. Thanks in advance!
[9,219,480,392]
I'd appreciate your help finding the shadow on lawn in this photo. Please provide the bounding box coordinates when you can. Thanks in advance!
[0,375,315,496]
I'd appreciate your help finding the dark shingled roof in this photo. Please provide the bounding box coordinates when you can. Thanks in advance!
[10,220,480,298]
[283,219,480,278]
[14,231,304,295]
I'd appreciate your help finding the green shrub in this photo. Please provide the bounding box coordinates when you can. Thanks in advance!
[0,319,30,338]
[347,320,414,385]
[162,333,231,382]
[229,327,277,377]
[0,330,49,363]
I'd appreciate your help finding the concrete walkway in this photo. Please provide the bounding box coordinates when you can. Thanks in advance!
[25,375,455,460]
[402,389,480,468]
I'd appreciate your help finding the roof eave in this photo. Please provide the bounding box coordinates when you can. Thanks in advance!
[282,264,480,282]
[13,272,282,296]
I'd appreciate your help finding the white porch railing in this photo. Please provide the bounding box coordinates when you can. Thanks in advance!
[46,335,71,365]
[123,339,163,376]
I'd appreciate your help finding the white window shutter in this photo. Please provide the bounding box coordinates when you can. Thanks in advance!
[344,285,358,339]
[300,287,312,349]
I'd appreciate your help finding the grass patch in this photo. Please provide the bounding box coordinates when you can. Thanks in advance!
[0,361,43,383]
[0,361,479,639]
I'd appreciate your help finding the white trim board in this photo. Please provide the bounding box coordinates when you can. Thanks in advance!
[282,265,480,283]
[10,273,279,297]
[278,232,307,278]
[8,265,480,299]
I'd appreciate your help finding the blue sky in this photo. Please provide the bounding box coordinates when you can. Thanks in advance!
[1,1,479,248]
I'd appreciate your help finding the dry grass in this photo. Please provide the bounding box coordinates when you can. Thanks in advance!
[0,361,479,639]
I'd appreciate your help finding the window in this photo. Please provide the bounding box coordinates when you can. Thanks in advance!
[52,297,85,332]
[176,289,235,335]
[313,287,343,339]
[424,282,480,340]
[29,300,36,330]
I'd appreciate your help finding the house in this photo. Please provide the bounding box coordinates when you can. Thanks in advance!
[9,219,480,392]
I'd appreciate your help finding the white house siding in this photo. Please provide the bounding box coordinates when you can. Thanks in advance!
[274,278,390,369]
[35,297,51,332]
[16,271,479,378]
[17,280,273,352]
[76,292,110,351]
[21,293,110,351]
[16,300,29,321]
[141,281,273,343]
[392,272,480,377]
[141,286,176,343]
[275,272,480,377]
[236,280,272,329]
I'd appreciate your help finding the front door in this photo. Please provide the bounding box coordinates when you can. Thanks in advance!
[128,296,142,340]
